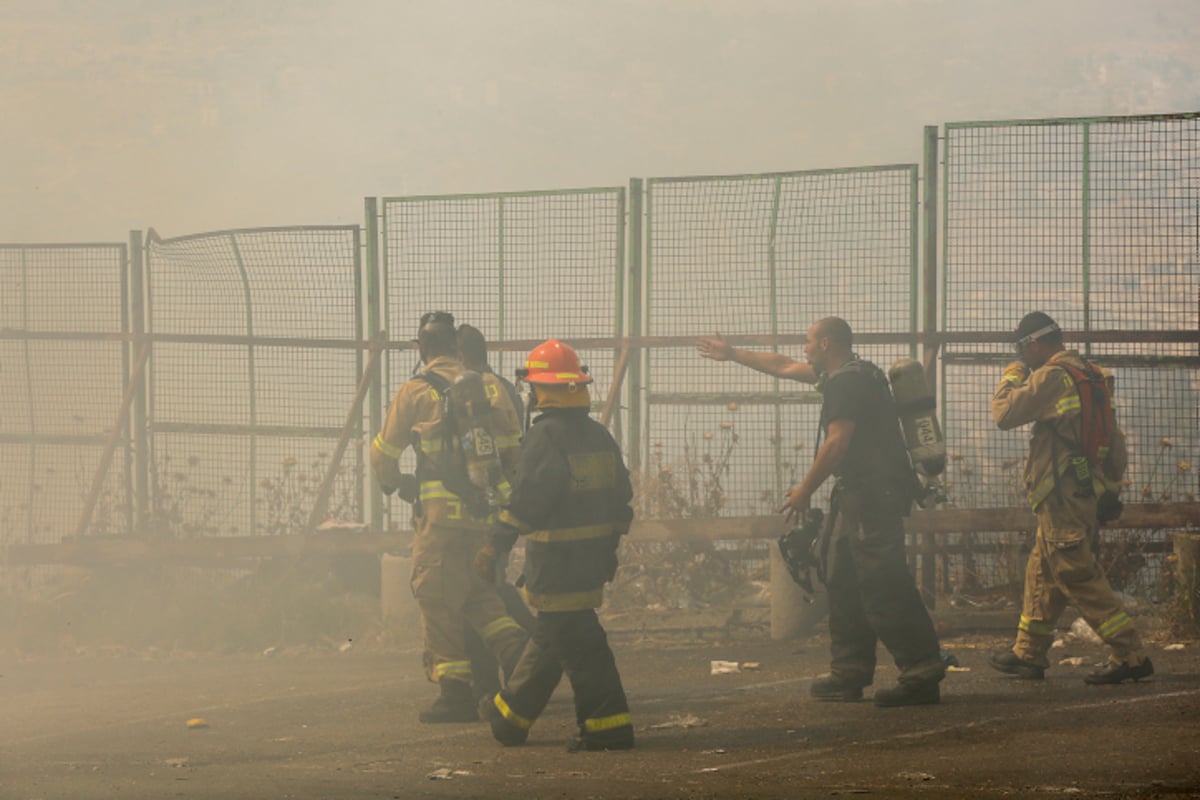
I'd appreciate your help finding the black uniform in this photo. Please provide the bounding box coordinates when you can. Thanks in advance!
[818,359,944,689]
[482,406,635,750]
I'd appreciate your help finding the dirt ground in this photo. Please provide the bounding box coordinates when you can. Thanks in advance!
[3,614,1199,800]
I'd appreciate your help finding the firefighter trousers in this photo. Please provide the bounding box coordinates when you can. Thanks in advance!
[466,580,537,698]
[410,521,527,687]
[824,490,944,687]
[490,609,633,748]
[1014,491,1146,668]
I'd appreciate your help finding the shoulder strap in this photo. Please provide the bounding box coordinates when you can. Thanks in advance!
[411,370,455,472]
[418,369,452,396]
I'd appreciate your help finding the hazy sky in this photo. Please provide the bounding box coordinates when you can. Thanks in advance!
[3,0,1198,242]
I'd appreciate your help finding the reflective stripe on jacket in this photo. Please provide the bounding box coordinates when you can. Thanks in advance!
[502,407,634,611]
[991,350,1127,510]
[369,356,522,528]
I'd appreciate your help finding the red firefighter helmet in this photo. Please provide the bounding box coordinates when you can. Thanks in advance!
[517,339,592,386]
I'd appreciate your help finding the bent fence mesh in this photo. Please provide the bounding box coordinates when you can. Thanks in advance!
[144,227,363,539]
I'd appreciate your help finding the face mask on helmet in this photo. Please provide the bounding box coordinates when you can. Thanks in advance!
[1012,322,1060,354]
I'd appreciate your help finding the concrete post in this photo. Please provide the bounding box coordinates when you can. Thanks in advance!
[770,544,828,639]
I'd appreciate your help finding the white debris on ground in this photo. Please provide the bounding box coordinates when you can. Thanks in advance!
[426,767,472,780]
[648,713,707,730]
[1068,618,1103,645]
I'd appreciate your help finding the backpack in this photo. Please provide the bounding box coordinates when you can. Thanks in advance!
[1053,359,1124,522]
[1055,360,1114,470]
[414,370,499,518]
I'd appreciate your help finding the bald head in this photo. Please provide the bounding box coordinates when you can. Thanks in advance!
[814,317,853,350]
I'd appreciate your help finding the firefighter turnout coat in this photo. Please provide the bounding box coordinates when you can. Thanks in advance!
[992,349,1127,512]
[493,406,634,610]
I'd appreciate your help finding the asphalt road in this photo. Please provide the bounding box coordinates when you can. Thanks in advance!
[3,630,1198,799]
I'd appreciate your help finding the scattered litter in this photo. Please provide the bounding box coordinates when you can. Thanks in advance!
[897,771,935,782]
[317,519,369,534]
[261,646,278,657]
[1058,657,1085,667]
[1051,639,1066,649]
[1069,618,1103,646]
[701,748,727,754]
[939,649,960,668]
[338,640,354,653]
[946,666,971,673]
[699,767,720,773]
[185,718,208,729]
[741,661,762,671]
[164,757,189,768]
[710,660,740,674]
[649,713,707,730]
[426,768,471,780]
[1164,643,1186,651]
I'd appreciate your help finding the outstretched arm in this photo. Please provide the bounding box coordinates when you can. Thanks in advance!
[696,334,817,384]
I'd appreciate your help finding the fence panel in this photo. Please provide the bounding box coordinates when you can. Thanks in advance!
[380,188,626,530]
[144,227,363,538]
[0,244,131,549]
[643,168,919,517]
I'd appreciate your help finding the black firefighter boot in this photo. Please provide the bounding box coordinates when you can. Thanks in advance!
[418,680,479,724]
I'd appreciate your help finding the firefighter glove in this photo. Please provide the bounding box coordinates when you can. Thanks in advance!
[1002,361,1030,386]
[392,473,419,504]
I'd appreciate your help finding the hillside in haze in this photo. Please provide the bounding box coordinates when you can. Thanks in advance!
[2,0,1198,241]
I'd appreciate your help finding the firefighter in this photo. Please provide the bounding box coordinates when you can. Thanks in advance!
[455,322,536,701]
[370,311,528,722]
[474,339,636,751]
[458,323,525,428]
[989,311,1152,684]
[698,318,945,706]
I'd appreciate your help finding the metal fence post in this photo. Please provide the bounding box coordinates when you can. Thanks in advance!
[365,197,384,533]
[129,230,149,535]
[921,125,940,608]
[627,178,644,471]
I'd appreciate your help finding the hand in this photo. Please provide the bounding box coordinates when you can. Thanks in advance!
[778,485,811,525]
[696,334,734,362]
[1002,361,1030,385]
[474,544,499,583]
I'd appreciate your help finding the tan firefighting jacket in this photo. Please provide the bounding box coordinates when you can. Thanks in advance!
[992,349,1127,511]
[371,356,523,528]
